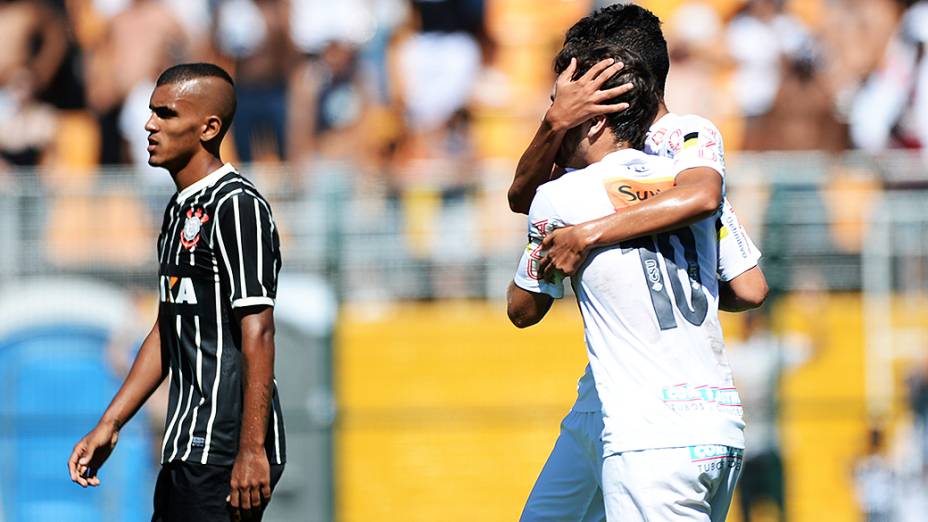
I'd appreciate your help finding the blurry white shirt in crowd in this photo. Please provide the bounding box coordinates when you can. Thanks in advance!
[725,331,810,456]
[118,80,169,184]
[165,0,211,40]
[216,0,267,58]
[289,0,376,53]
[396,32,480,131]
[853,454,895,518]
[726,11,810,117]
[849,1,928,155]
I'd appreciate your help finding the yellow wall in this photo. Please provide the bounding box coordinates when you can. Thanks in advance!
[335,295,913,522]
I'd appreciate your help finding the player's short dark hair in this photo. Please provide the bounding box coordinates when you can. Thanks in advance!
[156,63,236,139]
[156,62,235,88]
[561,4,669,97]
[554,44,659,150]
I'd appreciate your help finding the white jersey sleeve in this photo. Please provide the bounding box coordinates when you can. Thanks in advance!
[666,115,726,179]
[513,189,566,299]
[717,200,761,281]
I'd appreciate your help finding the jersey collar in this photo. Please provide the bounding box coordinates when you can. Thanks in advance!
[601,148,650,165]
[175,163,237,204]
[648,112,677,135]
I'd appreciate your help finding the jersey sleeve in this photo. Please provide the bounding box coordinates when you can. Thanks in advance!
[513,189,566,299]
[717,199,761,282]
[668,115,726,179]
[214,192,281,308]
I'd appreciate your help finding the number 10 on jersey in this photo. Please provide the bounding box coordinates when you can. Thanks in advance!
[621,227,709,330]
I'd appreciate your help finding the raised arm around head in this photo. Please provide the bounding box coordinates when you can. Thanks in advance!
[509,57,631,214]
[68,316,166,487]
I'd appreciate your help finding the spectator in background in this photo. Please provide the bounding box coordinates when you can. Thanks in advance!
[748,44,847,151]
[853,428,896,522]
[727,310,812,522]
[388,0,482,166]
[662,2,729,125]
[849,0,928,156]
[84,0,187,165]
[215,0,296,163]
[287,0,376,166]
[726,0,811,149]
[0,0,68,166]
[288,41,370,165]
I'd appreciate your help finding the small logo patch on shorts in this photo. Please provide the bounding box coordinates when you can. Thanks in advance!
[191,436,206,448]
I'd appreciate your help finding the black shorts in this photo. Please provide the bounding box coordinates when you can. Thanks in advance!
[152,461,285,522]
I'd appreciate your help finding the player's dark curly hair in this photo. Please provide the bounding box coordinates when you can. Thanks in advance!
[561,4,669,97]
[554,45,659,150]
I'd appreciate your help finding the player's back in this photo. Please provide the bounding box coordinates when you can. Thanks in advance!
[536,148,744,457]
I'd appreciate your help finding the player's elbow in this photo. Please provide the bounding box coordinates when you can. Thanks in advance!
[742,279,769,309]
[507,188,530,215]
[691,190,723,220]
[508,306,542,329]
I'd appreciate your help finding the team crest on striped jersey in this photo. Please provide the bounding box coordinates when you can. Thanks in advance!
[180,208,209,250]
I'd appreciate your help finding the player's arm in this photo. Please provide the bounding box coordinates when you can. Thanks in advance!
[508,190,565,327]
[539,167,723,276]
[719,267,768,312]
[507,281,554,328]
[214,192,280,515]
[715,200,768,311]
[230,306,276,514]
[508,57,631,214]
[68,316,166,487]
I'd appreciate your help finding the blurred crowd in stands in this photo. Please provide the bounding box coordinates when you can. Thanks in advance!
[1,0,927,179]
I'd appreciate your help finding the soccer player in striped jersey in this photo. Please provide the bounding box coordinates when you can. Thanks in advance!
[68,63,286,521]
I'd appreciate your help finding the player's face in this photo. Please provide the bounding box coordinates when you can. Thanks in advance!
[556,122,590,169]
[145,83,205,170]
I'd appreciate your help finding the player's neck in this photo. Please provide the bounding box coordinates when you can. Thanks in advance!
[652,102,669,125]
[171,153,226,193]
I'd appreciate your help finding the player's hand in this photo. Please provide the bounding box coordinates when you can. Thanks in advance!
[68,421,119,488]
[539,225,594,278]
[228,448,271,520]
[545,57,632,132]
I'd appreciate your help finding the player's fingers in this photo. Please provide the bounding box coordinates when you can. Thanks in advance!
[557,57,577,84]
[88,475,101,487]
[595,82,634,102]
[250,485,263,509]
[229,487,241,509]
[240,486,253,511]
[592,61,624,87]
[261,483,272,504]
[593,103,630,115]
[68,446,83,482]
[580,58,614,82]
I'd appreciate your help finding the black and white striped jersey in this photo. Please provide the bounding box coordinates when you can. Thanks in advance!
[156,163,286,467]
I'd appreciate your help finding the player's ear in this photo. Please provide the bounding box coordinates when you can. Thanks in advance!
[587,115,607,139]
[201,115,223,143]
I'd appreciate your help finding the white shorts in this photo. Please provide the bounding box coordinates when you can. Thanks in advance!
[520,411,605,522]
[521,411,743,522]
[602,445,743,522]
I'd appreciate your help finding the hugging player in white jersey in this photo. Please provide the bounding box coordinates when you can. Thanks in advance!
[507,39,758,522]
[507,6,767,521]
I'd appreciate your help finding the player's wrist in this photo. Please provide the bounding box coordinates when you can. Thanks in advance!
[578,222,601,251]
[543,107,571,133]
[99,415,122,433]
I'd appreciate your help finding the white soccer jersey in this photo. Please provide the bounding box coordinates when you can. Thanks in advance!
[514,149,746,456]
[645,112,761,281]
[568,114,760,414]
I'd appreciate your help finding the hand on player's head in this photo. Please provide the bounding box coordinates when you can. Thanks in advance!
[546,56,633,132]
